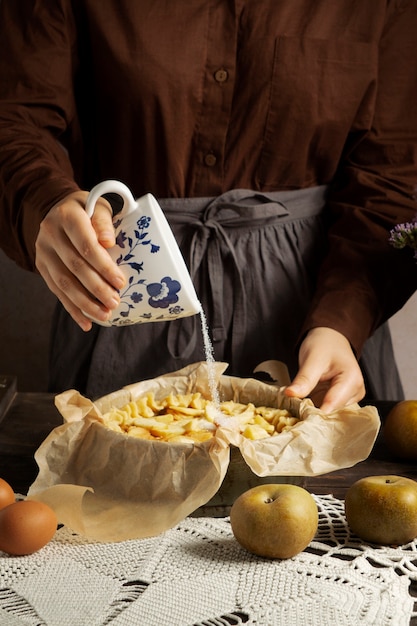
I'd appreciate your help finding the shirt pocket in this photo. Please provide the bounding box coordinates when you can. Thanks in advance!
[256,37,378,190]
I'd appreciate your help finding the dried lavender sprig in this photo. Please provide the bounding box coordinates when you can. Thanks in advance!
[389,221,417,251]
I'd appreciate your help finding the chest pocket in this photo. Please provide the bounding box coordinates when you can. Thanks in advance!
[256,37,377,190]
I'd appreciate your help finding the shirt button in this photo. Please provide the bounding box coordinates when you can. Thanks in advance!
[214,68,228,83]
[204,153,217,167]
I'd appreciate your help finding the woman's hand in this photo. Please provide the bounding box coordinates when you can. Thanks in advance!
[35,191,125,331]
[285,327,366,412]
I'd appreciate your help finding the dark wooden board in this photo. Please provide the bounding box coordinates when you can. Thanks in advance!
[0,375,17,423]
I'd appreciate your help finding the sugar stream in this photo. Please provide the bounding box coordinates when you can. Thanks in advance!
[198,308,221,407]
[199,308,236,429]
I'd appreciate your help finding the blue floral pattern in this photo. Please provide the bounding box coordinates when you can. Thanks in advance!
[110,214,186,325]
[147,276,181,309]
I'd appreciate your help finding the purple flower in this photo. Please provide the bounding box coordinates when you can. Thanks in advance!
[389,220,417,260]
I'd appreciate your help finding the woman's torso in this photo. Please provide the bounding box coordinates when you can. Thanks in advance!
[71,0,384,198]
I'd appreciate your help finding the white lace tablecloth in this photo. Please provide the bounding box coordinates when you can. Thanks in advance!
[0,494,416,626]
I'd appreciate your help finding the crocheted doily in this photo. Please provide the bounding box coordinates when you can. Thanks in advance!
[0,494,416,626]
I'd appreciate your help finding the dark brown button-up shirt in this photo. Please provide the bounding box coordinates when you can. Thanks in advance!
[1,0,417,356]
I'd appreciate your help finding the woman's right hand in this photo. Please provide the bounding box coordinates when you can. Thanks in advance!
[35,191,126,331]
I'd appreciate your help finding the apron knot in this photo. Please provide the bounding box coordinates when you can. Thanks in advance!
[189,213,247,346]
[162,186,328,362]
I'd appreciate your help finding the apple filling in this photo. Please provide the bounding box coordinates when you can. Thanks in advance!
[101,392,300,443]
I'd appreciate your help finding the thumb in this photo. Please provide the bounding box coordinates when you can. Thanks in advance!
[285,374,317,399]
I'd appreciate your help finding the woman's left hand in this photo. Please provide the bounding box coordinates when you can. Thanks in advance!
[285,327,366,413]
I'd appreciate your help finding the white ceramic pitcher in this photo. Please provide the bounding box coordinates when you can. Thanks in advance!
[85,180,201,326]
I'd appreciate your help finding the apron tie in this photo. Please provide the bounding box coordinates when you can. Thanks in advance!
[189,216,246,345]
[163,189,292,362]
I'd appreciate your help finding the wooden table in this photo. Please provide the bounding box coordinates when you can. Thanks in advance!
[0,383,63,494]
[1,383,417,623]
[307,400,417,496]
[1,383,416,498]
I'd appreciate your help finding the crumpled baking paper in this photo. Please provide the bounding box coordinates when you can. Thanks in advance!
[28,361,380,541]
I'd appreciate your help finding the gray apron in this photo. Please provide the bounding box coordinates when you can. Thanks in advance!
[49,187,403,401]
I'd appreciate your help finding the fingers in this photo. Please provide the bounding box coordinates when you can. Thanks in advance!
[91,198,116,249]
[311,371,365,414]
[56,195,123,290]
[285,327,366,413]
[39,252,118,330]
[35,191,125,330]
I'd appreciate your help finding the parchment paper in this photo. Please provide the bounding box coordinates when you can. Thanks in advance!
[28,361,380,541]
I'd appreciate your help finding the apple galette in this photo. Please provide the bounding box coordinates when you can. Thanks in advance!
[101,392,300,443]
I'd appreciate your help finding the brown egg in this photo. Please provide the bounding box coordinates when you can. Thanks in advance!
[0,500,58,555]
[0,478,15,511]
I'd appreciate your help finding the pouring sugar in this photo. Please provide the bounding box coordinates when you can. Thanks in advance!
[198,307,236,428]
[199,308,221,406]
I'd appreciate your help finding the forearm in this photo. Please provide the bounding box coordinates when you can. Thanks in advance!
[0,0,79,271]
[0,115,79,270]
[303,2,417,355]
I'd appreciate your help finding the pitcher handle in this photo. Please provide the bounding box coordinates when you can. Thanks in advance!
[85,180,137,218]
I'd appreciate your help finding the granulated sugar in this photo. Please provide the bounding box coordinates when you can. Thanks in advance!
[199,308,221,407]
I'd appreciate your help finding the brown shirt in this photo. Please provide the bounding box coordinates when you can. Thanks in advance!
[0,0,417,356]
